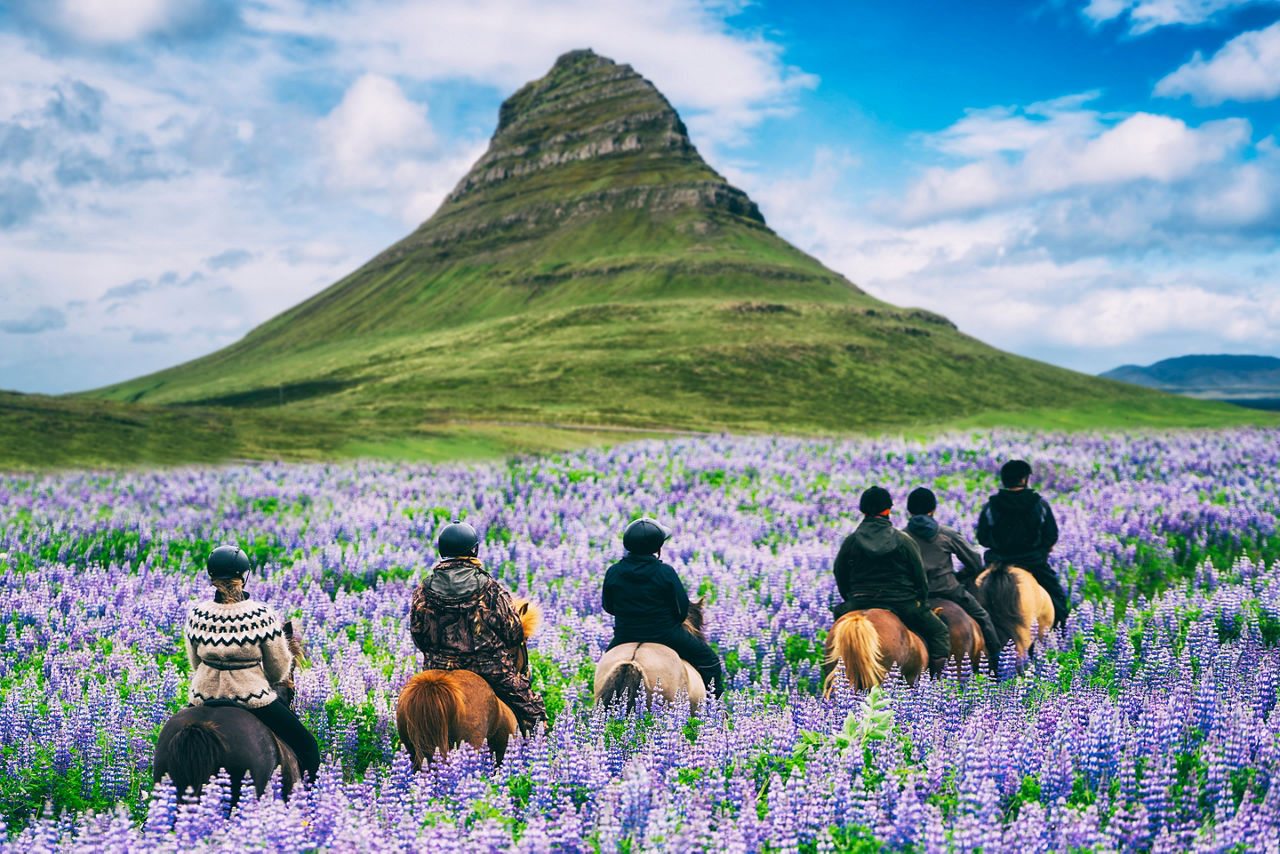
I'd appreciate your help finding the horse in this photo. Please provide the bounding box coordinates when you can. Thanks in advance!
[821,608,927,696]
[396,600,540,769]
[975,563,1054,662]
[593,598,707,713]
[928,598,987,674]
[153,620,307,803]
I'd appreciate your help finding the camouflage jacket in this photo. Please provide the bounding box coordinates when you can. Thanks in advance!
[409,558,525,669]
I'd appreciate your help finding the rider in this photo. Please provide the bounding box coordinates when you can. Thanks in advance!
[832,486,952,676]
[602,517,724,697]
[976,459,1069,627]
[903,486,1002,658]
[184,545,321,781]
[409,521,547,735]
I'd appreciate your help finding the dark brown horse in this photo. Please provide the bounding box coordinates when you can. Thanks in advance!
[396,600,540,768]
[593,598,707,713]
[153,621,307,802]
[928,598,986,673]
[822,609,927,695]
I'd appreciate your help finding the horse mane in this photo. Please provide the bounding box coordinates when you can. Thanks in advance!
[513,598,542,639]
[981,563,1023,651]
[164,719,228,799]
[398,672,465,767]
[682,597,706,641]
[823,612,887,694]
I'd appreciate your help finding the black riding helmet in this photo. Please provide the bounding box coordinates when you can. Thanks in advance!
[207,544,250,579]
[622,517,671,555]
[437,521,480,558]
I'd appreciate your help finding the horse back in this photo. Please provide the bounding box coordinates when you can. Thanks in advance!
[594,643,699,710]
[155,705,289,800]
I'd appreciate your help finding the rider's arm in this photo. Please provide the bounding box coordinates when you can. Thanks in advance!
[976,503,995,549]
[181,612,200,670]
[485,584,527,648]
[949,529,985,579]
[1040,500,1059,551]
[833,536,856,600]
[260,608,293,686]
[901,535,928,601]
[662,564,690,624]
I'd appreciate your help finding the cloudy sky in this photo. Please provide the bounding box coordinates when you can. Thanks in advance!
[3,0,1280,393]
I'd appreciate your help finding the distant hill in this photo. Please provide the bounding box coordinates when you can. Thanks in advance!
[42,49,1270,466]
[1102,355,1280,411]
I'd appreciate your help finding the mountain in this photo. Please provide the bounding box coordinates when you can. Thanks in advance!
[74,50,1270,460]
[1102,355,1280,411]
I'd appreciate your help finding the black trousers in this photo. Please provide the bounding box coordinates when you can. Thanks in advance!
[933,586,1002,659]
[608,626,724,697]
[1015,560,1070,626]
[249,700,321,779]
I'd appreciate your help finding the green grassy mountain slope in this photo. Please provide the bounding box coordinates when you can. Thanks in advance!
[77,49,1271,455]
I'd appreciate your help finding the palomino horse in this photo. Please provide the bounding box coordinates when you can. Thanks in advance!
[928,598,987,674]
[975,564,1054,662]
[153,621,306,802]
[822,609,927,696]
[594,599,707,713]
[396,600,540,768]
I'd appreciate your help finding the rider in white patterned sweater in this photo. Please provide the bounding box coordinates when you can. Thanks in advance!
[183,545,320,780]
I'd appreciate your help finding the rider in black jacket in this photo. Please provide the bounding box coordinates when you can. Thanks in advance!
[976,459,1069,626]
[602,518,724,696]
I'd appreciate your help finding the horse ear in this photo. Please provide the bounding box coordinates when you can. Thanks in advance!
[518,602,529,615]
[695,596,705,607]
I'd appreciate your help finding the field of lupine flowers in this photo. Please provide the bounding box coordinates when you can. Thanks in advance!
[1,429,1279,852]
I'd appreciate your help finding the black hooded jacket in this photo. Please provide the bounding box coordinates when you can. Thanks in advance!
[905,514,985,594]
[976,488,1059,565]
[833,515,928,603]
[602,553,690,635]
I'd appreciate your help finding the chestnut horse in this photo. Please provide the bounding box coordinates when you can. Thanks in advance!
[153,621,307,802]
[396,600,540,768]
[928,598,987,674]
[593,599,707,713]
[822,609,927,696]
[975,564,1053,662]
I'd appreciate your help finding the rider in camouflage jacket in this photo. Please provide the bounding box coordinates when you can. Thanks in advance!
[409,524,546,734]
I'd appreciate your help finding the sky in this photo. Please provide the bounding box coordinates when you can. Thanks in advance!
[3,0,1280,394]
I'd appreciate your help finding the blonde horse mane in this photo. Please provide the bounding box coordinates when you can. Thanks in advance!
[823,612,887,696]
[513,598,542,640]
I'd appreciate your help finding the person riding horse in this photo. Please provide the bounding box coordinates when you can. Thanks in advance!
[602,518,724,697]
[409,522,547,735]
[832,487,952,676]
[903,487,1002,658]
[182,545,320,782]
[976,460,1070,627]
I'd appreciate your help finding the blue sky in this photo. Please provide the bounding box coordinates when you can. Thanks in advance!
[3,0,1280,393]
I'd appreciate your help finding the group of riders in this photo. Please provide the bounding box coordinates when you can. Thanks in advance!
[175,458,1067,784]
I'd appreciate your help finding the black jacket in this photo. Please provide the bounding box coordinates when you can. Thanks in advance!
[976,488,1059,565]
[602,553,690,635]
[905,515,985,594]
[833,515,928,603]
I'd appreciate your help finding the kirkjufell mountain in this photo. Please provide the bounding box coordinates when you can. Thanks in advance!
[90,50,1192,436]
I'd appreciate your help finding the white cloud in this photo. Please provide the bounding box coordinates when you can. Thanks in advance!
[321,73,436,190]
[1051,283,1277,346]
[1082,0,1279,34]
[1156,21,1280,104]
[901,102,1251,220]
[246,0,816,146]
[16,0,238,45]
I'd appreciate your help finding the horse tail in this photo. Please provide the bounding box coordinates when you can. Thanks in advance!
[598,661,647,714]
[164,720,228,797]
[399,672,463,766]
[982,564,1024,651]
[823,612,886,694]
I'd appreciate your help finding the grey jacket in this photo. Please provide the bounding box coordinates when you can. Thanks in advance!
[904,515,985,595]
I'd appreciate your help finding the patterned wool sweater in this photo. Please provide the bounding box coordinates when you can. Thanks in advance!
[184,597,293,709]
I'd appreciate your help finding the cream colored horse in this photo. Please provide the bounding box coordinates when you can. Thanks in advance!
[594,599,707,712]
[975,564,1054,661]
